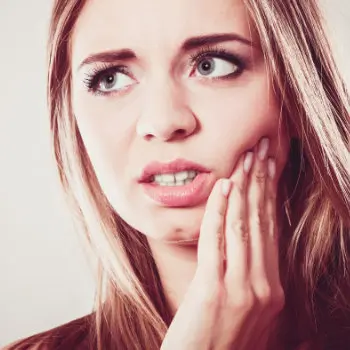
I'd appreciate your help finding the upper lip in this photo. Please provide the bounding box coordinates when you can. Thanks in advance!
[137,158,210,183]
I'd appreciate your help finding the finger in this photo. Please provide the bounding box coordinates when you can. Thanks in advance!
[248,137,270,284]
[265,157,282,287]
[197,178,232,282]
[266,158,277,241]
[225,151,253,285]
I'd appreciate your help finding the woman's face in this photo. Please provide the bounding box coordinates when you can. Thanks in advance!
[70,0,290,243]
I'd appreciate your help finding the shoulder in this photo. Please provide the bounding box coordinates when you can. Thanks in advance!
[1,313,95,350]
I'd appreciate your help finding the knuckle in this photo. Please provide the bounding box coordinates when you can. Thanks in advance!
[254,169,266,183]
[217,204,226,218]
[230,218,249,242]
[255,282,273,306]
[257,203,265,220]
[215,227,224,245]
[271,287,286,312]
[265,218,273,232]
[255,283,285,313]
[260,221,269,236]
[266,191,277,202]
[253,211,268,234]
[229,288,256,311]
[233,180,245,195]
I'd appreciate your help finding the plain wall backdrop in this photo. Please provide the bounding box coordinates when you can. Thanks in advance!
[0,0,349,346]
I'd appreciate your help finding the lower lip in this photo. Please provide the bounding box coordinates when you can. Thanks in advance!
[140,173,215,207]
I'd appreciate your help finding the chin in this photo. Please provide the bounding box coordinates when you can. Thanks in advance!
[146,222,201,245]
[110,190,207,245]
[159,229,200,245]
[132,205,205,245]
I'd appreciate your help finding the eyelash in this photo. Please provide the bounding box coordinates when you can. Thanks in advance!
[188,45,245,78]
[83,65,130,96]
[83,45,246,96]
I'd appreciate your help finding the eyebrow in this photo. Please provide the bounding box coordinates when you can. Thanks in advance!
[78,49,136,70]
[181,33,256,51]
[77,32,256,71]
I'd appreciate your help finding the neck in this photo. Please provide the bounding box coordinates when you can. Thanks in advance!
[147,237,198,316]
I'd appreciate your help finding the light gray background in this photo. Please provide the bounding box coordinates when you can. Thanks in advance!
[0,0,349,347]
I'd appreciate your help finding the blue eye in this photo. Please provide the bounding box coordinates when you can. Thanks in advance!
[194,57,240,78]
[97,71,134,92]
[83,65,136,96]
[189,46,245,80]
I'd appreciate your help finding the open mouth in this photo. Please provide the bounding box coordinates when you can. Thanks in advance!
[149,170,199,186]
[137,158,213,206]
[140,171,214,207]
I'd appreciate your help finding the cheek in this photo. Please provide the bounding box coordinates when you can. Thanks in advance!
[189,74,287,167]
[72,92,136,193]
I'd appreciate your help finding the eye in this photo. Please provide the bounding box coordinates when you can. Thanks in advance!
[193,57,239,79]
[83,65,136,96]
[97,70,134,92]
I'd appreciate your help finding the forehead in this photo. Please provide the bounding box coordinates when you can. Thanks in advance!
[71,0,255,67]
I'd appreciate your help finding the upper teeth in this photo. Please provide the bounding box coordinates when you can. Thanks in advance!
[153,170,198,184]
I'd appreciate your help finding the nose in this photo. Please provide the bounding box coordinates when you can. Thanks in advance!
[136,79,197,142]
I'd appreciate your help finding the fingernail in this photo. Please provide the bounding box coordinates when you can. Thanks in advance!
[243,152,254,173]
[221,179,232,197]
[267,158,276,179]
[258,138,269,160]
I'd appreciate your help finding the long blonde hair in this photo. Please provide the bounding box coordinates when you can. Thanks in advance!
[42,0,350,349]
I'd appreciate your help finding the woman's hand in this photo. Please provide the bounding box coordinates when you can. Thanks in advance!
[161,137,285,350]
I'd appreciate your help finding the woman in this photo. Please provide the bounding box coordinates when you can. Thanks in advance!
[4,0,349,349]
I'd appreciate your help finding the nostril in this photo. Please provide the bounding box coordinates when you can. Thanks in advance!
[143,133,154,141]
[175,129,187,136]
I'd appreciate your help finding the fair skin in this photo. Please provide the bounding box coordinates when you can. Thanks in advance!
[71,0,292,347]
